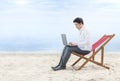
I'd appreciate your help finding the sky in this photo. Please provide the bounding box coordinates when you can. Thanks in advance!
[0,0,120,51]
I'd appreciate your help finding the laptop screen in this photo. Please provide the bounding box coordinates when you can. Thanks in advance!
[61,34,67,45]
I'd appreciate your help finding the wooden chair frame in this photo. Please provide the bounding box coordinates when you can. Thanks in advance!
[71,34,115,70]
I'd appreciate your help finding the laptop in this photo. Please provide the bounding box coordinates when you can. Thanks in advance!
[61,34,68,45]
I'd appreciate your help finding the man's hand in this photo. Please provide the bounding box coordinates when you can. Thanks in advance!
[69,42,77,46]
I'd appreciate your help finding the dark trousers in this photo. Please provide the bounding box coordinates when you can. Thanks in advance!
[58,45,90,67]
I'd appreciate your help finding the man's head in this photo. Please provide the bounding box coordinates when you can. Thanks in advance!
[73,17,84,30]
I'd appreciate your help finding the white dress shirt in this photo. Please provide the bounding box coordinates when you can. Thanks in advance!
[77,26,92,51]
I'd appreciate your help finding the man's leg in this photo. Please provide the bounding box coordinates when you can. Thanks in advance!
[52,45,76,71]
[51,45,69,68]
[52,46,90,71]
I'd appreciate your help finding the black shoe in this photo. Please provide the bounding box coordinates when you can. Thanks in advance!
[51,65,59,68]
[51,66,66,71]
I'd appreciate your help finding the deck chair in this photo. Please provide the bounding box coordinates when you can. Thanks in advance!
[71,34,115,70]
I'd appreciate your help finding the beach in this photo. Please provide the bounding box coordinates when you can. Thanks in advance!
[0,52,120,81]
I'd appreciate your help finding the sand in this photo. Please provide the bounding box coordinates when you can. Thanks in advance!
[0,52,120,81]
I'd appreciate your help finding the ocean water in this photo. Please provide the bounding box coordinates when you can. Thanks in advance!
[0,39,63,52]
[0,37,120,52]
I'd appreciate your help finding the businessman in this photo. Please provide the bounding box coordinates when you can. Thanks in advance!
[51,17,91,71]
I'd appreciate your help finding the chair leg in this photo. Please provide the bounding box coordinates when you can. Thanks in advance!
[101,47,104,65]
[81,56,110,69]
[77,59,89,70]
[72,57,82,66]
[92,56,95,61]
[92,51,95,61]
[89,59,110,69]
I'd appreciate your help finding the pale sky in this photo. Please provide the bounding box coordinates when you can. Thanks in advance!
[0,0,120,51]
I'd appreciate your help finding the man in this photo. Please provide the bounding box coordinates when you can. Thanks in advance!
[51,17,91,71]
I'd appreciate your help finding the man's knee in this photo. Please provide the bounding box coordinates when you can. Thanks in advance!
[65,45,70,47]
[67,47,73,52]
[64,45,70,49]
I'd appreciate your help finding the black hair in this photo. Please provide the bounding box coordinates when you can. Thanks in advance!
[73,17,84,24]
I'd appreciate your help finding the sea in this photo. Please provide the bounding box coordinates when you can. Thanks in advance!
[0,39,120,53]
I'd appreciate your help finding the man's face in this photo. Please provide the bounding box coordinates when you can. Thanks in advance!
[74,22,83,30]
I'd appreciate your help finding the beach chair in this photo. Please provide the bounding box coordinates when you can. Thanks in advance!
[71,34,115,70]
